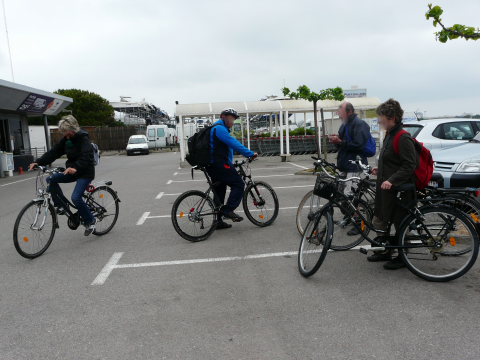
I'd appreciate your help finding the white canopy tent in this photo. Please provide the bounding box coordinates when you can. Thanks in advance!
[175,97,382,164]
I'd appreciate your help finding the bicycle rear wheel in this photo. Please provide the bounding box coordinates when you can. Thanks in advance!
[242,181,279,227]
[398,206,479,282]
[13,200,56,259]
[296,190,327,236]
[298,209,333,277]
[172,190,218,242]
[89,186,120,236]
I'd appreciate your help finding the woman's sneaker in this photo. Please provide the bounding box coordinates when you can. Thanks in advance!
[223,212,243,222]
[55,206,67,215]
[84,218,98,236]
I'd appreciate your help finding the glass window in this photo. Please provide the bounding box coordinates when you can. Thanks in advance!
[432,125,443,139]
[402,125,423,138]
[157,128,165,137]
[129,137,146,144]
[443,122,474,140]
[148,129,155,138]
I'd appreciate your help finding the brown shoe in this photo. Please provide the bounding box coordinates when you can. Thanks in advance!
[367,251,392,262]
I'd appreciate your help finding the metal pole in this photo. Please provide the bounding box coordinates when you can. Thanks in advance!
[43,115,51,151]
[304,112,307,135]
[241,115,244,145]
[246,113,250,150]
[279,110,284,155]
[285,110,290,155]
[317,109,322,156]
[179,115,185,162]
[269,114,272,135]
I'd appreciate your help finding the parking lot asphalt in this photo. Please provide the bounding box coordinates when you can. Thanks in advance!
[1,152,480,360]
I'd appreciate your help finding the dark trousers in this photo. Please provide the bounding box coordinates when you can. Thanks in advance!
[47,173,95,225]
[206,162,245,214]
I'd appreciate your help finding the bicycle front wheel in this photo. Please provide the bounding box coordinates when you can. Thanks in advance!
[13,200,56,259]
[243,181,279,227]
[89,186,120,236]
[296,190,327,236]
[171,190,218,242]
[298,209,333,277]
[398,206,479,282]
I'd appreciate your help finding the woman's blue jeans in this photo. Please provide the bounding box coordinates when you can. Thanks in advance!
[47,173,95,225]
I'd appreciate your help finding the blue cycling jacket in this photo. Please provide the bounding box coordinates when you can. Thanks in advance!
[210,119,254,164]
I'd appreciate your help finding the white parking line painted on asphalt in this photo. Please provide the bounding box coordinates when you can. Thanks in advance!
[155,192,164,200]
[289,162,309,170]
[170,174,296,183]
[174,152,177,154]
[0,176,36,187]
[167,180,172,184]
[91,252,124,285]
[141,206,298,221]
[274,185,312,189]
[91,245,372,285]
[173,172,178,176]
[136,212,151,225]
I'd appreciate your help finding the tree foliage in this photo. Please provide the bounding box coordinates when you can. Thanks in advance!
[426,4,480,43]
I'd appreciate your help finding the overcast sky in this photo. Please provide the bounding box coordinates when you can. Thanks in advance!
[1,0,479,117]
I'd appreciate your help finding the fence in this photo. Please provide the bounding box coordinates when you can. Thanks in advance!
[20,147,46,158]
[51,127,138,151]
[236,136,338,157]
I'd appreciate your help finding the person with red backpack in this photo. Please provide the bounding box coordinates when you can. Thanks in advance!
[368,99,420,270]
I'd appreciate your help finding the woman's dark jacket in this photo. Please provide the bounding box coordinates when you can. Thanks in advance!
[36,129,95,180]
[374,123,418,225]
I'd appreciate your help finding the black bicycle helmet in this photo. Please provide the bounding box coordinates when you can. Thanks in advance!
[220,108,239,119]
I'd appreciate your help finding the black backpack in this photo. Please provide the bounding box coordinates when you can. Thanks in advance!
[185,124,220,167]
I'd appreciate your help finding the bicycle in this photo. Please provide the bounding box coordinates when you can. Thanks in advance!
[296,156,376,250]
[171,158,279,242]
[13,166,121,259]
[298,158,480,282]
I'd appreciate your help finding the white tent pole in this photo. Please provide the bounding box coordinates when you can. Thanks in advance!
[246,113,250,150]
[269,113,273,135]
[179,115,185,162]
[317,110,322,155]
[304,112,307,135]
[285,110,290,155]
[279,110,284,155]
[241,115,244,145]
[275,114,278,137]
[331,111,334,135]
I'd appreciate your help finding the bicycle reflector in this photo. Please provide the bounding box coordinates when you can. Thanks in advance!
[86,185,95,193]
[449,237,456,246]
[259,215,264,219]
[361,221,365,231]
[23,237,28,242]
[105,181,113,186]
[179,212,184,218]
[471,213,479,223]
[475,190,479,197]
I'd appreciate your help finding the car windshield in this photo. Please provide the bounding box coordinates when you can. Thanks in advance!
[129,138,146,144]
[402,125,423,138]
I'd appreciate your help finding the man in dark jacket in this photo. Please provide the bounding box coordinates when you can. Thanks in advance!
[29,115,97,236]
[329,102,372,235]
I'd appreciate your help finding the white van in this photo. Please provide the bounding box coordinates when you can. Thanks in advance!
[176,123,196,139]
[166,128,177,146]
[147,125,169,148]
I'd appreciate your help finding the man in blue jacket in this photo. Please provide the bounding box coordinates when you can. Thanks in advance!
[207,108,258,229]
[329,102,371,236]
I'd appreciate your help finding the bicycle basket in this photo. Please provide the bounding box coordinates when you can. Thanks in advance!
[313,174,337,199]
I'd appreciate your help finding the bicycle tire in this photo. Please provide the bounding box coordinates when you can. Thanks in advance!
[171,190,218,242]
[89,186,120,236]
[296,190,327,236]
[298,209,333,277]
[328,198,372,251]
[242,181,279,227]
[13,200,57,259]
[398,206,479,282]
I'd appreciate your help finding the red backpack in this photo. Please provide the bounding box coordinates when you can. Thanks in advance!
[392,130,434,191]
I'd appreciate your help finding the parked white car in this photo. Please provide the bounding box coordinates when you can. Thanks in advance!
[126,135,149,156]
[402,118,480,151]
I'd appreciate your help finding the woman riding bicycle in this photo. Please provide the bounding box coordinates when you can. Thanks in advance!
[29,115,97,236]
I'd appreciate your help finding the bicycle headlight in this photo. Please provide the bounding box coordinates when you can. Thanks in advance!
[37,188,44,195]
[456,158,480,173]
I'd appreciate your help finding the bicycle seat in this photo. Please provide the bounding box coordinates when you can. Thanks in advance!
[392,183,415,192]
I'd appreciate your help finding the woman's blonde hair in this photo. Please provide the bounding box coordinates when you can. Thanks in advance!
[58,115,80,133]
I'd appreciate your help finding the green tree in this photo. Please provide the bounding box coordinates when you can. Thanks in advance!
[426,4,480,43]
[281,85,344,159]
[28,89,115,127]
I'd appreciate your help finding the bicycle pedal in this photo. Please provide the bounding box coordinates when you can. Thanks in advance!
[359,248,368,255]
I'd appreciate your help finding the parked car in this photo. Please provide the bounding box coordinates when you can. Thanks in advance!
[430,131,480,188]
[126,135,149,156]
[402,118,480,151]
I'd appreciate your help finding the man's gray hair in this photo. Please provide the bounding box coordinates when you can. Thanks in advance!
[339,102,355,115]
[58,115,80,133]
